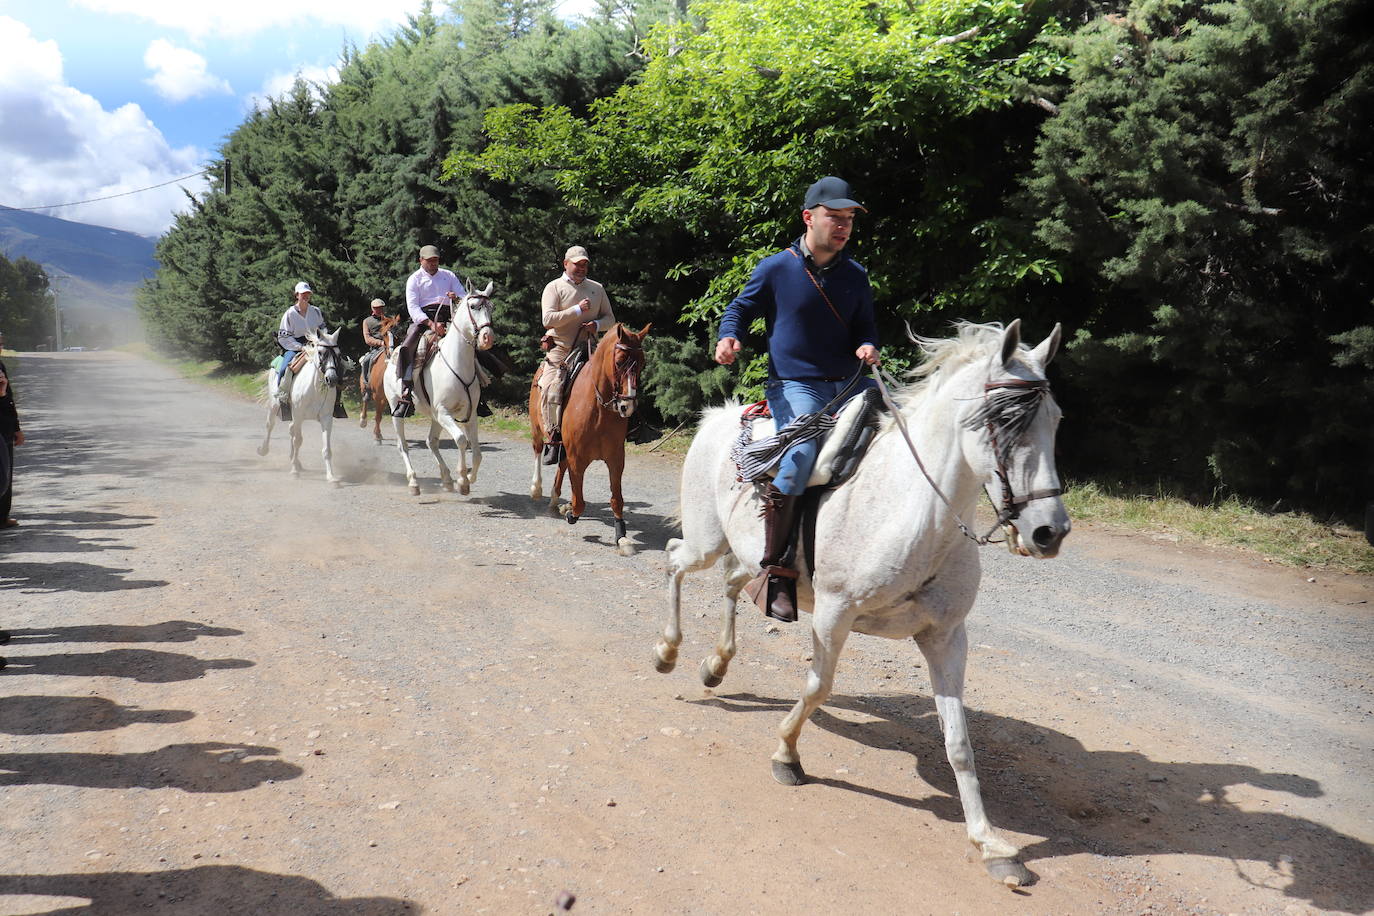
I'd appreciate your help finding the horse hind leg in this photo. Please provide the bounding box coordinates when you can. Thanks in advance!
[917,624,1032,887]
[697,552,751,688]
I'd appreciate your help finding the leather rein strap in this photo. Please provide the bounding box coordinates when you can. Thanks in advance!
[786,247,848,330]
[870,366,1060,546]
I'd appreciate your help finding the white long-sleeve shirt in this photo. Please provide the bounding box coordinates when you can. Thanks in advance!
[405,267,467,324]
[276,304,325,351]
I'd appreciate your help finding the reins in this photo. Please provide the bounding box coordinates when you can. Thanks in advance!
[869,365,1060,546]
[593,340,643,413]
[430,293,492,422]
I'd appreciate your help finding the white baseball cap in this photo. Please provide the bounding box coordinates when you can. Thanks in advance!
[294,281,313,294]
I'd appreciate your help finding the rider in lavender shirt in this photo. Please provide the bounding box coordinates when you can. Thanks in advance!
[395,245,467,417]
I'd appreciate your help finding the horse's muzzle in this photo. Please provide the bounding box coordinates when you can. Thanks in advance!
[478,330,495,351]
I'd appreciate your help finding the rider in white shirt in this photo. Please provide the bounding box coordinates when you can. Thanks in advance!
[275,282,325,420]
[395,244,467,417]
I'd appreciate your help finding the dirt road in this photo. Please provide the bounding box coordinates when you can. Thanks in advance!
[1,351,1370,915]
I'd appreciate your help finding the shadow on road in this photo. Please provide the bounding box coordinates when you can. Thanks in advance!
[0,649,252,683]
[0,560,168,593]
[0,866,416,915]
[692,690,1372,914]
[0,696,195,734]
[0,742,303,791]
[1,620,242,644]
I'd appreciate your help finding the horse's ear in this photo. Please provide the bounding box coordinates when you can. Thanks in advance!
[999,319,1023,369]
[636,322,652,339]
[480,281,494,297]
[1028,322,1062,368]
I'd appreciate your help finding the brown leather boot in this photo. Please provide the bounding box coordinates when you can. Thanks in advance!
[758,484,801,622]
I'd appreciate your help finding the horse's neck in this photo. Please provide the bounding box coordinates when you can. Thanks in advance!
[856,376,986,532]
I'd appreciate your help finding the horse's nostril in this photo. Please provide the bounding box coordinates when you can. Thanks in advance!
[1032,525,1058,549]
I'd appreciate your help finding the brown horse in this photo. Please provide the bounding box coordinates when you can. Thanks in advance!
[530,322,651,555]
[358,314,400,443]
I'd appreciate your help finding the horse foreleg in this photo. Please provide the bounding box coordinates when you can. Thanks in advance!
[392,416,420,495]
[566,460,587,524]
[319,416,340,485]
[607,451,632,555]
[772,599,852,786]
[917,623,1031,887]
[463,411,481,491]
[430,407,471,495]
[288,419,305,476]
[424,415,455,492]
[698,553,751,687]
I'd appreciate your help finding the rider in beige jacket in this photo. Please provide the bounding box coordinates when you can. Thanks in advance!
[537,245,615,463]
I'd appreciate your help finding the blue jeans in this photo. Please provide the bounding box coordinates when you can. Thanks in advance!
[765,376,874,495]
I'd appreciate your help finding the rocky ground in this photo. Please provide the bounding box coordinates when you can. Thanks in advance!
[0,350,1370,915]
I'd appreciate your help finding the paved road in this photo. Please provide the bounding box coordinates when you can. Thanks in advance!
[1,351,1369,915]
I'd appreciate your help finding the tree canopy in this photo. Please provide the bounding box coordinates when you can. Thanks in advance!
[137,0,1372,519]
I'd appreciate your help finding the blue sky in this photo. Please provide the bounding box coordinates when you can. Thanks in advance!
[0,0,594,238]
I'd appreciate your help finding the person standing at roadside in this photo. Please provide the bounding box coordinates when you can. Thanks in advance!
[536,245,616,464]
[396,245,467,418]
[715,177,881,622]
[0,331,25,528]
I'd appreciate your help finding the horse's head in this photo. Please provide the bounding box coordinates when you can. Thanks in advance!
[307,327,344,389]
[595,322,651,419]
[955,319,1069,558]
[457,281,496,351]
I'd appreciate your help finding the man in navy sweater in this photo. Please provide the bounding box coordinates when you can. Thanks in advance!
[716,176,881,622]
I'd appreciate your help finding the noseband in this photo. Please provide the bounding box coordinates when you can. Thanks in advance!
[595,342,642,412]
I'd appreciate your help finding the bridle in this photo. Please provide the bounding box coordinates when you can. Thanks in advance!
[871,366,1060,546]
[431,292,494,422]
[307,337,342,388]
[595,340,643,413]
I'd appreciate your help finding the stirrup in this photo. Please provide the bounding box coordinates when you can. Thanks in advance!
[394,393,415,419]
[277,399,292,422]
[540,441,564,466]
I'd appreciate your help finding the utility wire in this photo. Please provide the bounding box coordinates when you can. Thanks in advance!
[0,168,213,213]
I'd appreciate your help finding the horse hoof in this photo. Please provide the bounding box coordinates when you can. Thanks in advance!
[358,418,366,428]
[459,483,470,496]
[409,485,421,496]
[566,513,579,526]
[530,488,542,501]
[771,759,806,786]
[698,657,723,688]
[985,857,1034,888]
[443,480,455,492]
[255,445,268,457]
[617,537,635,557]
[653,650,676,674]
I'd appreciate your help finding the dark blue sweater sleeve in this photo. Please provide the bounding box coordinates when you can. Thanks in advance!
[850,280,879,350]
[717,260,772,341]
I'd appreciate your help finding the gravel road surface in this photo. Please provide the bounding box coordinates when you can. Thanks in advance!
[1,351,1370,915]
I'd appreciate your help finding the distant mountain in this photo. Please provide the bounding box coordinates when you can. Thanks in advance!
[0,207,158,307]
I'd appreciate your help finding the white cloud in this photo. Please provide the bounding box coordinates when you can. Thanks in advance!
[143,39,232,103]
[73,0,420,41]
[247,63,340,113]
[0,17,208,237]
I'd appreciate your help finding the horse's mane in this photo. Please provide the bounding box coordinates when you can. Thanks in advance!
[891,321,1012,411]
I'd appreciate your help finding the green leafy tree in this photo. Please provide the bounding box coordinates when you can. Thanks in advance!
[0,255,55,350]
[1020,0,1373,514]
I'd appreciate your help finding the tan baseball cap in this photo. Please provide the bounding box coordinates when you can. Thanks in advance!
[419,245,440,259]
[370,298,385,309]
[563,246,590,264]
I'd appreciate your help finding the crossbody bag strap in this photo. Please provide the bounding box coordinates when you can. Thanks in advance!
[786,247,848,330]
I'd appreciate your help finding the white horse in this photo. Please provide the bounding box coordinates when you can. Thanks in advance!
[383,283,496,495]
[655,320,1070,887]
[257,328,346,484]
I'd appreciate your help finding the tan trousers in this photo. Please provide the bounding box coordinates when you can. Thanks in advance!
[537,343,570,438]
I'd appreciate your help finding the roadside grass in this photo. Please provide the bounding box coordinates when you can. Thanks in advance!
[132,344,1371,576]
[1064,479,1374,576]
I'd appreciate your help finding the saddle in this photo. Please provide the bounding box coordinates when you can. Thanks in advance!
[270,352,309,375]
[738,387,884,490]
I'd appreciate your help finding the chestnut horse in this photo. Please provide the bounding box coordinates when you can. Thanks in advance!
[358,314,401,443]
[530,322,650,555]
